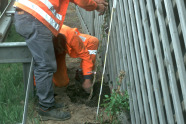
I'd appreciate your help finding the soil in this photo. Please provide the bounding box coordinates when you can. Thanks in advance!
[37,3,111,124]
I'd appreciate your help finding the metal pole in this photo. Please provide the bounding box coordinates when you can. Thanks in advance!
[22,58,34,124]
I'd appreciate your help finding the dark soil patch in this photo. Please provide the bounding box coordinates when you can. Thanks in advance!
[66,81,111,107]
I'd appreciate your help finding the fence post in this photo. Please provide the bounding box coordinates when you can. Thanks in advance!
[23,63,34,97]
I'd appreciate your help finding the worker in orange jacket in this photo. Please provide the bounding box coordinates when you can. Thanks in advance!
[14,0,107,121]
[52,25,99,93]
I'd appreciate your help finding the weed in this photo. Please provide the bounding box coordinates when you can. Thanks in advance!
[100,71,130,124]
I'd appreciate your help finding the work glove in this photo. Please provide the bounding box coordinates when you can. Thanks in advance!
[82,79,92,94]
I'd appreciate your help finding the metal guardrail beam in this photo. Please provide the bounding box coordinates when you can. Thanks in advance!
[0,42,32,63]
[0,0,15,42]
[0,42,33,96]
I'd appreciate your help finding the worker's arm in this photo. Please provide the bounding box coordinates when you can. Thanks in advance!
[70,34,94,78]
[70,34,94,93]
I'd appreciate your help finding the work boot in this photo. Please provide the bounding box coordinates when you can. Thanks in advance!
[53,102,66,109]
[38,107,71,121]
[36,102,65,111]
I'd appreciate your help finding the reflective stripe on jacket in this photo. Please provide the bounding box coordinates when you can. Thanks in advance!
[14,0,97,36]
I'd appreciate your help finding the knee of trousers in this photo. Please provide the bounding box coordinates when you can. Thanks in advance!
[35,60,57,73]
[45,60,57,73]
[48,60,57,73]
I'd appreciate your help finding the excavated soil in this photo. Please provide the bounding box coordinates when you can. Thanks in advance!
[36,3,111,124]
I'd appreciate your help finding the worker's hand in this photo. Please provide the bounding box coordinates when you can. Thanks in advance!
[82,79,92,94]
[94,0,108,6]
[96,4,107,15]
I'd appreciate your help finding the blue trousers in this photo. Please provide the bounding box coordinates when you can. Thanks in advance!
[14,11,57,110]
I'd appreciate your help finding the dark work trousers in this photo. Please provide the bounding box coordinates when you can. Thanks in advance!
[14,11,57,110]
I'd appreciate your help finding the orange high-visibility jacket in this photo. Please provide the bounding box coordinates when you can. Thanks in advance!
[53,25,99,87]
[14,0,97,36]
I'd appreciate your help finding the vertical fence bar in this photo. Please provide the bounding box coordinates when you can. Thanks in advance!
[132,0,161,123]
[117,1,136,123]
[123,0,141,123]
[128,0,147,123]
[137,0,167,124]
[128,0,153,123]
[110,12,122,88]
[114,5,126,90]
[175,0,186,47]
[133,0,161,123]
[163,0,186,110]
[109,32,117,87]
[153,0,185,123]
[146,0,175,123]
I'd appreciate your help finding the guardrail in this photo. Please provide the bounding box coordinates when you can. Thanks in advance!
[0,42,33,95]
[0,0,15,42]
[76,0,186,123]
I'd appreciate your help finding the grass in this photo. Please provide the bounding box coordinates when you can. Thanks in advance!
[0,63,24,123]
[4,24,25,42]
[0,24,40,123]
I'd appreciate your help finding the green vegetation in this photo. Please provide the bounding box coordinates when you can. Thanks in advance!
[0,23,25,123]
[102,91,129,124]
[4,24,24,42]
[0,63,24,123]
[99,71,130,124]
[0,25,39,123]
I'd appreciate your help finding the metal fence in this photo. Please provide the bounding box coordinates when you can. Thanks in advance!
[76,0,186,123]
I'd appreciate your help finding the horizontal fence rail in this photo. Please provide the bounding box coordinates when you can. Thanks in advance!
[76,0,186,123]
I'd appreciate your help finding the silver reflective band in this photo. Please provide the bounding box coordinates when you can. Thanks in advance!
[16,0,60,31]
[79,36,86,42]
[39,0,62,20]
[88,50,97,55]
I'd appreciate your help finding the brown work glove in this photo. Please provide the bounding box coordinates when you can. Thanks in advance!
[82,79,92,94]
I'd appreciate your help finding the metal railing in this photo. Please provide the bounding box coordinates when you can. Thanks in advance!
[76,0,186,123]
[0,0,15,42]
